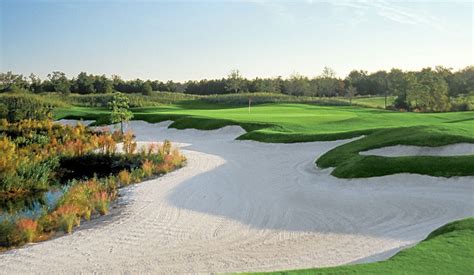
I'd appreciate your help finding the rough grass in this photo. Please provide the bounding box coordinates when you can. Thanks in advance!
[54,103,474,178]
[244,217,474,274]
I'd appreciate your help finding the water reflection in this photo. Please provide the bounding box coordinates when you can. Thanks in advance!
[0,187,66,222]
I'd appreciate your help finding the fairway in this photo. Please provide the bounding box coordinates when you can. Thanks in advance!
[56,103,474,141]
[56,103,474,178]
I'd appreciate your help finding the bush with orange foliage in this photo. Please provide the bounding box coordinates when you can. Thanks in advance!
[16,218,37,243]
[141,159,154,177]
[118,170,132,185]
[93,191,109,215]
[53,204,81,233]
[122,131,137,155]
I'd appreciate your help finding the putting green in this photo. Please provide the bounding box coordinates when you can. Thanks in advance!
[54,103,474,178]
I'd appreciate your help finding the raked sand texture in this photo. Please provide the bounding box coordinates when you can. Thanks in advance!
[1,121,473,273]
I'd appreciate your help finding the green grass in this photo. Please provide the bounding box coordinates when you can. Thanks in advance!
[54,102,474,178]
[350,96,395,109]
[244,217,474,274]
[316,126,474,178]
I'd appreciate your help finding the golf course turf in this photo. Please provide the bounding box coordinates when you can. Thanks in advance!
[54,102,474,178]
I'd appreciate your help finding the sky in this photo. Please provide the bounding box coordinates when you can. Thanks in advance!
[1,0,472,81]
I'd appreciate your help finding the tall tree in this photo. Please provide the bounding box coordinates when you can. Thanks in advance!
[94,75,113,94]
[225,69,245,93]
[141,81,153,95]
[28,73,43,93]
[73,72,96,94]
[283,73,310,96]
[47,71,70,95]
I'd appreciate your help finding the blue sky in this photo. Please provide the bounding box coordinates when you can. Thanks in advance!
[1,0,472,81]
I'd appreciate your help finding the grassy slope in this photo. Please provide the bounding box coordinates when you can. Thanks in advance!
[316,125,474,178]
[244,217,474,275]
[54,103,474,178]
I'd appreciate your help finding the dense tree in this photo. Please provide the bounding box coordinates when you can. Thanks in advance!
[28,73,43,94]
[72,72,96,94]
[345,70,369,95]
[47,71,71,95]
[225,70,245,93]
[141,81,153,95]
[313,70,339,97]
[283,73,310,96]
[250,77,281,93]
[94,75,113,94]
[414,68,451,112]
[0,72,28,93]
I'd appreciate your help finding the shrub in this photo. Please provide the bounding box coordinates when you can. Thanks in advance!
[450,101,473,112]
[54,204,80,234]
[0,220,21,247]
[16,218,37,243]
[130,168,145,183]
[123,131,137,155]
[0,94,58,122]
[93,191,109,215]
[141,160,154,177]
[118,170,131,185]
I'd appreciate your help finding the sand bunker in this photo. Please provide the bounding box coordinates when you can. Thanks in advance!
[360,143,474,157]
[56,119,95,126]
[1,120,473,273]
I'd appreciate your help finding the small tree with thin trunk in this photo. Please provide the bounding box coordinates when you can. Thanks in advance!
[109,92,133,134]
[346,85,357,104]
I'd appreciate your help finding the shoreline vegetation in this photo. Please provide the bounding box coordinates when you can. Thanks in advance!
[0,119,185,250]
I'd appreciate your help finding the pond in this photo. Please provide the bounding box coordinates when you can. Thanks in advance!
[0,187,66,222]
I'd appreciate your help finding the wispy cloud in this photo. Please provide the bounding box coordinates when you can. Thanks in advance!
[250,0,445,31]
[329,0,445,31]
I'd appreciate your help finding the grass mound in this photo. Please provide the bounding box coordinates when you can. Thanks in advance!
[316,126,474,178]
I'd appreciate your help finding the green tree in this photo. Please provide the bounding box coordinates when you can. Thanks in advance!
[47,71,70,95]
[109,92,133,134]
[346,85,357,104]
[94,75,113,94]
[141,81,153,95]
[406,69,450,112]
[225,69,245,93]
[28,73,43,93]
[0,72,28,93]
[283,73,310,96]
[73,72,96,94]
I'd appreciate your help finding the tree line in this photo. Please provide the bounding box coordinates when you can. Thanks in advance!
[1,66,473,111]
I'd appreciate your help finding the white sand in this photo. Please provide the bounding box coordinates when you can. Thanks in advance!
[56,119,95,126]
[361,143,474,157]
[1,120,473,274]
